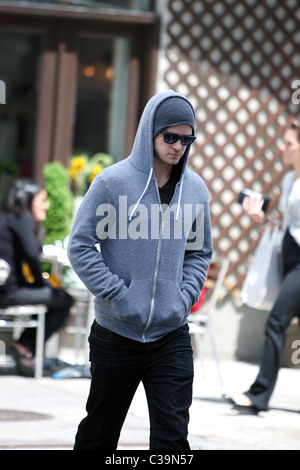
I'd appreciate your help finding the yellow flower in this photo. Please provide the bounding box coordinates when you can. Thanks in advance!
[72,156,87,171]
[69,167,77,182]
[69,156,87,181]
[88,164,104,183]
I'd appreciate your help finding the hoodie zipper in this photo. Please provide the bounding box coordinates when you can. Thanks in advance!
[142,179,167,343]
[142,209,165,343]
[141,176,183,342]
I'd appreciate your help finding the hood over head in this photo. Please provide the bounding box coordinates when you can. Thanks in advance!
[153,95,195,138]
[128,90,196,220]
[128,89,196,175]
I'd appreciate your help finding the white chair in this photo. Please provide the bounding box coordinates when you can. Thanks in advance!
[188,258,229,389]
[0,305,46,378]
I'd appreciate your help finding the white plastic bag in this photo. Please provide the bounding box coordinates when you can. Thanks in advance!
[241,223,283,310]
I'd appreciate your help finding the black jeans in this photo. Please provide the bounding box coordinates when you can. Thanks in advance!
[1,285,72,356]
[245,262,300,411]
[74,322,194,450]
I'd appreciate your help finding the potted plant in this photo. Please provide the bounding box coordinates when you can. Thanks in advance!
[43,161,74,245]
[69,152,114,217]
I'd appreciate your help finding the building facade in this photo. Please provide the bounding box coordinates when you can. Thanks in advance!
[0,0,158,177]
[155,0,300,360]
[0,0,299,359]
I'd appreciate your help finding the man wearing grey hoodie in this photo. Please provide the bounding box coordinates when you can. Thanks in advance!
[68,89,213,450]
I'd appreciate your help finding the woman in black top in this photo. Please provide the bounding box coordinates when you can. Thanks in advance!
[224,120,300,412]
[0,180,72,376]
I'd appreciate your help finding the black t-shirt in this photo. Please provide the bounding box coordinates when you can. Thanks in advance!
[158,163,182,206]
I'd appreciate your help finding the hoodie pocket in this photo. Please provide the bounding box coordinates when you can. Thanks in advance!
[154,279,190,327]
[111,279,152,327]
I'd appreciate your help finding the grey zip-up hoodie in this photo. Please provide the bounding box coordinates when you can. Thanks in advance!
[68,90,213,342]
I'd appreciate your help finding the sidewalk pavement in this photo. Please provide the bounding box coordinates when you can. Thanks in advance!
[0,356,299,450]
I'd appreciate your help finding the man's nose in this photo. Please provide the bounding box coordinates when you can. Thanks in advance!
[172,140,183,150]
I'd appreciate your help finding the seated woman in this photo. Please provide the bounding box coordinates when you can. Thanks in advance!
[0,180,73,376]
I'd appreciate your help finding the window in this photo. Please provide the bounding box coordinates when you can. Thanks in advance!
[73,35,130,161]
[0,31,42,178]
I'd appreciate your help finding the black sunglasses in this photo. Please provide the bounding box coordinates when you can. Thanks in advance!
[160,131,196,147]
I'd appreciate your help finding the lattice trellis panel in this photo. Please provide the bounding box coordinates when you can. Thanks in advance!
[161,0,300,297]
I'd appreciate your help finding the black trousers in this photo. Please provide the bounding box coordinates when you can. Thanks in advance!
[245,262,300,411]
[1,285,72,356]
[74,323,194,451]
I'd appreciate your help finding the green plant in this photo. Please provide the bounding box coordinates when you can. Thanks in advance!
[43,161,74,245]
[69,152,114,196]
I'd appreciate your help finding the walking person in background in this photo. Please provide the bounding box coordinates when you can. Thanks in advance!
[68,89,213,450]
[224,120,300,412]
[0,180,73,376]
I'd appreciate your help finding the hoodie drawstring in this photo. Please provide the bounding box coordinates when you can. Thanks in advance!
[129,168,153,220]
[129,167,184,221]
[175,178,183,220]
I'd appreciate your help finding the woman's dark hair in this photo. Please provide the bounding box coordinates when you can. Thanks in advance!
[7,180,44,215]
[290,119,300,142]
[6,180,46,247]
